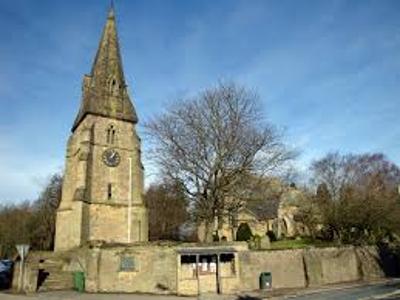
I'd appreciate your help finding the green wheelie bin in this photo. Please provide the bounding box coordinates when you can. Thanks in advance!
[73,271,85,292]
[259,272,272,290]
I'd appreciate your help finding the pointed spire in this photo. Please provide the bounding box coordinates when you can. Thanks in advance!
[90,3,124,82]
[109,0,115,18]
[72,4,137,131]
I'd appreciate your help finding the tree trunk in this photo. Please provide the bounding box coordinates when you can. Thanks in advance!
[204,220,214,243]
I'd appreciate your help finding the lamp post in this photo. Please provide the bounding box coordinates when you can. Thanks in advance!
[16,244,30,292]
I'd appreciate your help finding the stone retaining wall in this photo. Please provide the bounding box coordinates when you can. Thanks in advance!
[85,245,178,294]
[15,244,390,294]
[239,249,306,290]
[239,245,386,291]
[303,247,359,286]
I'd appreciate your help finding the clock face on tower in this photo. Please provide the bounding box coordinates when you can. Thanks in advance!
[102,148,121,167]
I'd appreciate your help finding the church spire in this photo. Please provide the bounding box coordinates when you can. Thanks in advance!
[90,3,122,79]
[109,0,115,18]
[72,5,137,131]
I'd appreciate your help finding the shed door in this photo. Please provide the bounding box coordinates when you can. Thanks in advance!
[198,254,218,293]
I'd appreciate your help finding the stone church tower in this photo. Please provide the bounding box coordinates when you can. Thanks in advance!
[55,7,148,251]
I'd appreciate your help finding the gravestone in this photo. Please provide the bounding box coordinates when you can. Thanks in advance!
[260,236,271,250]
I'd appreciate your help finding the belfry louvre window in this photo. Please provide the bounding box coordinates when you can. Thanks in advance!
[109,77,120,96]
[106,125,116,144]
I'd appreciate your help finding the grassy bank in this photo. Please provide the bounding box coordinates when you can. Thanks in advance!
[270,238,337,250]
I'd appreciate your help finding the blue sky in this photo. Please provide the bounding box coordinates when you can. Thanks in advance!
[0,0,399,202]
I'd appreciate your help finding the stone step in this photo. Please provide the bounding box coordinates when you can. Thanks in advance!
[31,261,66,270]
[39,282,74,289]
[45,278,74,284]
[47,272,73,278]
[42,261,66,268]
[38,284,74,292]
[38,266,63,272]
[42,279,74,286]
[39,282,74,291]
[40,261,65,267]
[28,256,65,263]
[46,273,73,281]
[37,271,74,292]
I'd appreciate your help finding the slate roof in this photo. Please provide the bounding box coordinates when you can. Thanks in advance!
[245,198,280,220]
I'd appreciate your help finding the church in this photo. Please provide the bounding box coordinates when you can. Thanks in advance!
[54,6,148,251]
[11,5,390,296]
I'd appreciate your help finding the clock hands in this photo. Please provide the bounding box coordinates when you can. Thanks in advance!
[103,149,120,167]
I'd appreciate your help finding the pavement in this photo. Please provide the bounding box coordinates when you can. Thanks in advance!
[0,291,198,300]
[268,278,400,300]
[0,279,399,300]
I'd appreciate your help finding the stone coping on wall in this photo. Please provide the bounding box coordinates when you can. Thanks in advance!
[177,247,238,255]
[83,240,249,251]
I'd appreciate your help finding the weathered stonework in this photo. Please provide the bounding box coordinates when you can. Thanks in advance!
[197,184,310,242]
[15,243,391,295]
[83,242,247,295]
[54,7,148,251]
[303,247,360,286]
[240,249,307,290]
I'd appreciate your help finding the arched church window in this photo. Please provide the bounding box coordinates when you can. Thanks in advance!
[111,128,116,143]
[106,125,116,144]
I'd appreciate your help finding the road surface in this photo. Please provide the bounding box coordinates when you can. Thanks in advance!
[282,279,400,300]
[0,280,399,300]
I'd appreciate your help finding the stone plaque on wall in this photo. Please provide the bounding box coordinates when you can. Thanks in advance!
[120,256,136,271]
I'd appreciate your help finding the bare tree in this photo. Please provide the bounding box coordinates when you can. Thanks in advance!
[145,179,188,241]
[0,202,32,258]
[29,173,62,250]
[310,152,400,244]
[0,173,63,257]
[145,82,294,241]
[310,153,348,201]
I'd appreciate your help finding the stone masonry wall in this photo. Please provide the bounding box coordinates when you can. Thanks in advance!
[85,245,177,294]
[239,249,306,290]
[55,114,148,251]
[15,244,389,294]
[303,247,360,286]
[239,246,386,291]
[355,246,386,279]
